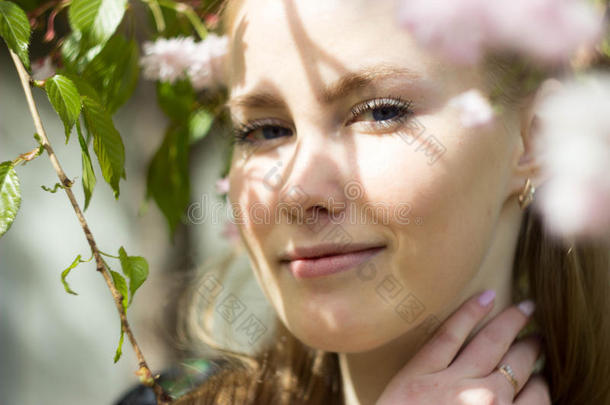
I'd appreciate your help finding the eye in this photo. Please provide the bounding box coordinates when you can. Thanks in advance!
[231,96,414,147]
[231,118,293,146]
[346,96,414,131]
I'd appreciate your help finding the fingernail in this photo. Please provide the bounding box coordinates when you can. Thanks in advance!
[517,299,535,316]
[477,290,496,307]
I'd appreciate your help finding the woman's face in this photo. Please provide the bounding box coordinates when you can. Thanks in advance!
[227,0,527,352]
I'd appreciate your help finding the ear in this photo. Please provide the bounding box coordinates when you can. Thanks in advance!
[508,77,562,197]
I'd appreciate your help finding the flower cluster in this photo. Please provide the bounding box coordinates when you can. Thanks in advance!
[397,0,605,65]
[140,34,229,90]
[534,71,610,238]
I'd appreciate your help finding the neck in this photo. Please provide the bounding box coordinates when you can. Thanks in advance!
[338,203,523,405]
[338,284,514,405]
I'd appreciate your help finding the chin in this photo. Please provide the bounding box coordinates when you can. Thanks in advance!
[287,318,400,353]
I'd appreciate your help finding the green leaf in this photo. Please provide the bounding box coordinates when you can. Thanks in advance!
[64,75,123,197]
[80,92,125,199]
[118,246,149,306]
[188,109,214,144]
[68,0,127,46]
[83,34,139,114]
[65,73,100,100]
[0,1,30,69]
[61,254,82,295]
[157,79,195,123]
[0,161,21,238]
[77,120,96,210]
[146,125,190,238]
[113,323,124,363]
[110,269,128,310]
[45,74,82,143]
[60,30,104,75]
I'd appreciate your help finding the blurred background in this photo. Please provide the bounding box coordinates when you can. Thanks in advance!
[0,2,274,403]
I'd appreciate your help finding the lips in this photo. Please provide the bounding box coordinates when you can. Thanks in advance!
[278,242,387,262]
[279,243,386,279]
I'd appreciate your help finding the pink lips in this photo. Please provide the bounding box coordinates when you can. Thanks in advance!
[283,246,385,279]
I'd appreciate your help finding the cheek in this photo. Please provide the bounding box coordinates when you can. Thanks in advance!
[228,155,279,237]
[358,119,509,308]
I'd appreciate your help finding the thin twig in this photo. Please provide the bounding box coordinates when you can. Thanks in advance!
[8,49,173,405]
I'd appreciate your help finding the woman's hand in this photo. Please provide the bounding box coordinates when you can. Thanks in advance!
[376,291,551,405]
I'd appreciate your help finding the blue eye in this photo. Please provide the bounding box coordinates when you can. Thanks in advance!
[231,96,413,146]
[373,106,400,121]
[347,97,413,127]
[232,119,293,145]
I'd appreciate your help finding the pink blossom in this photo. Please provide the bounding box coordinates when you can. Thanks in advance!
[32,57,55,81]
[188,33,229,90]
[140,36,198,83]
[215,176,230,195]
[487,0,604,63]
[396,0,604,66]
[447,89,495,128]
[140,34,228,90]
[533,71,610,239]
[221,222,241,245]
[397,0,490,65]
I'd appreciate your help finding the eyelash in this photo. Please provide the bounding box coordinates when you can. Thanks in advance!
[231,96,414,146]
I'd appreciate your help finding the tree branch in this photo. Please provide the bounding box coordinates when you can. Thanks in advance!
[8,49,173,405]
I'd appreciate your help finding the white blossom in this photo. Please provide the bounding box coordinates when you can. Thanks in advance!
[533,71,610,238]
[140,36,198,84]
[140,34,228,90]
[447,89,495,128]
[188,33,229,90]
[396,0,604,66]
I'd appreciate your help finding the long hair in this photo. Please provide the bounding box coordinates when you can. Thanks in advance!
[171,2,610,404]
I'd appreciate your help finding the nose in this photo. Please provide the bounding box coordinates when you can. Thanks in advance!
[273,131,349,226]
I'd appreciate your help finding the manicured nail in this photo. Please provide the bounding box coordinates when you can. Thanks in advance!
[517,299,535,316]
[477,290,496,307]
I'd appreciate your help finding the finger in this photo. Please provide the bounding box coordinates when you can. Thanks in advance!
[514,375,551,405]
[406,290,496,373]
[451,299,535,376]
[487,336,542,399]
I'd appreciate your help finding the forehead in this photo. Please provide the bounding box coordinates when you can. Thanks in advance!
[227,0,457,102]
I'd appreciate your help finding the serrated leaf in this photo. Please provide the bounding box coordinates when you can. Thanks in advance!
[118,246,149,306]
[60,30,104,75]
[83,34,139,114]
[65,73,100,100]
[0,1,30,69]
[0,161,21,238]
[146,125,190,238]
[61,254,82,295]
[45,74,82,143]
[64,75,123,198]
[110,269,128,310]
[81,93,125,199]
[68,0,127,46]
[77,121,96,210]
[113,323,124,363]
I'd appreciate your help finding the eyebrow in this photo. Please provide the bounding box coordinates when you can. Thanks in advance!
[226,65,421,111]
